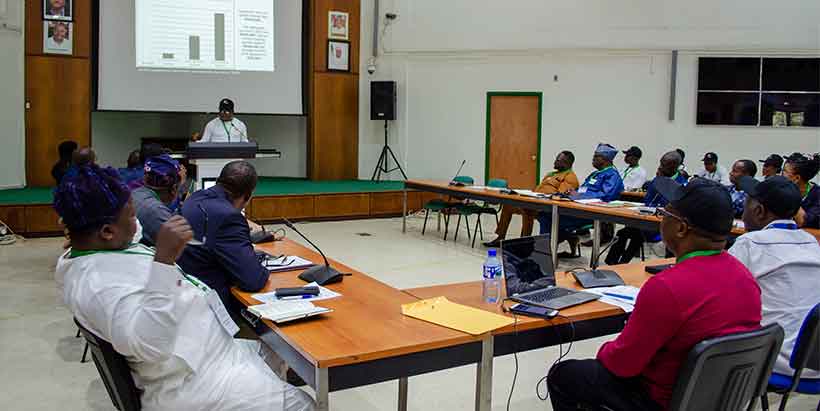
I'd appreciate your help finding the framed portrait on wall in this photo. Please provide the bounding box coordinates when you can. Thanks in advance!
[43,0,72,21]
[327,40,350,72]
[328,10,349,40]
[43,21,73,55]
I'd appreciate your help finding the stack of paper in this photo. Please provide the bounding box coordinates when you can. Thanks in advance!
[248,300,332,323]
[252,282,341,304]
[585,286,641,313]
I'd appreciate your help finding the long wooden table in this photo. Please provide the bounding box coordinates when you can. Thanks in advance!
[403,180,820,267]
[232,239,654,410]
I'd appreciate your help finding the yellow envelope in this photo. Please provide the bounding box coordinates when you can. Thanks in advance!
[401,296,514,335]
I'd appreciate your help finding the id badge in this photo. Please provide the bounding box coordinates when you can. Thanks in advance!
[578,186,588,194]
[205,289,240,337]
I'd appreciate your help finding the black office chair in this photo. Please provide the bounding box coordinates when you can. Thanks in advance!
[75,318,142,411]
[762,303,820,411]
[669,323,784,411]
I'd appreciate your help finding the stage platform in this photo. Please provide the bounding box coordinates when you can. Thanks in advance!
[0,178,440,236]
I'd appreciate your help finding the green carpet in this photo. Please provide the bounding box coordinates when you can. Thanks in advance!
[0,178,406,205]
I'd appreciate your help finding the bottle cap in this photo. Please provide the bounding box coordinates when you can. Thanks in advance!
[488,249,497,257]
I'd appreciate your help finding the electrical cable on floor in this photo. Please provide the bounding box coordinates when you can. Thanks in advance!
[0,220,23,246]
[536,313,576,402]
[505,301,520,411]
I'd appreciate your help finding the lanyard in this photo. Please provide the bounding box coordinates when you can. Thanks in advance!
[622,166,637,180]
[590,166,615,179]
[221,121,232,142]
[676,250,721,264]
[670,172,680,181]
[69,244,208,292]
[766,222,799,230]
[548,169,571,178]
[803,183,814,201]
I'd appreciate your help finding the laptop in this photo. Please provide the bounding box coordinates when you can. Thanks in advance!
[500,235,599,310]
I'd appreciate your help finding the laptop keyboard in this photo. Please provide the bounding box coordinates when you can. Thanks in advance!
[525,287,575,303]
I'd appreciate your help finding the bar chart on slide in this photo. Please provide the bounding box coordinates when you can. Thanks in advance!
[136,0,274,72]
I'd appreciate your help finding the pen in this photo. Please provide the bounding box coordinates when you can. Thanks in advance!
[602,292,635,301]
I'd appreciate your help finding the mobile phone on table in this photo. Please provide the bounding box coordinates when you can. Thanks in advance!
[509,303,559,319]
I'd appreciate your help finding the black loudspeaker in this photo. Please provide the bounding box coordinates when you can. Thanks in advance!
[371,81,397,121]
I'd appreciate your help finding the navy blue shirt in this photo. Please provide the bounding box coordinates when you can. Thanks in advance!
[176,185,268,307]
[644,173,688,208]
[802,183,820,228]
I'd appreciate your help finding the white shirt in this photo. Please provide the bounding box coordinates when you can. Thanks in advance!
[201,117,248,143]
[45,36,70,51]
[56,244,306,411]
[620,165,648,191]
[728,220,820,378]
[695,165,731,185]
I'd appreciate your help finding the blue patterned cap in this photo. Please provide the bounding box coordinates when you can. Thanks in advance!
[595,143,618,161]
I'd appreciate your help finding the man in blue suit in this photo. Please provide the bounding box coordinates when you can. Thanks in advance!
[538,143,625,258]
[177,160,268,309]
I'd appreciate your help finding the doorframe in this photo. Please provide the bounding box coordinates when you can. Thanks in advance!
[484,91,543,186]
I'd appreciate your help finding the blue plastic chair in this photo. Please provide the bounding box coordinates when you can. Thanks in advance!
[762,303,820,411]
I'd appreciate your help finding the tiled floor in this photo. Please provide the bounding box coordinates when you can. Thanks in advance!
[0,215,814,410]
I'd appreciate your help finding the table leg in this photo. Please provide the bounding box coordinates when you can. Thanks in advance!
[315,367,329,411]
[474,336,494,411]
[398,377,408,411]
[402,189,408,234]
[592,220,601,267]
[550,207,560,268]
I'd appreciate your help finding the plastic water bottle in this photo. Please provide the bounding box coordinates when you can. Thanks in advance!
[482,249,502,304]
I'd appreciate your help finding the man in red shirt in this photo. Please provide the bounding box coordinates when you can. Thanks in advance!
[547,177,762,411]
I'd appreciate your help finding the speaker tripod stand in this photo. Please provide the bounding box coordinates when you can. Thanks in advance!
[371,120,407,181]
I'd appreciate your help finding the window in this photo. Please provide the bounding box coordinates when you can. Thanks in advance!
[697,57,820,127]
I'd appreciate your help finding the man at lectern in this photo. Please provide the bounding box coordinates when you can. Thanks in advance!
[196,98,249,143]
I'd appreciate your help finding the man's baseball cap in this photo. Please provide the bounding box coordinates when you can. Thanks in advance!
[702,152,718,164]
[759,154,784,169]
[736,175,801,219]
[219,98,235,113]
[622,146,643,159]
[654,177,734,236]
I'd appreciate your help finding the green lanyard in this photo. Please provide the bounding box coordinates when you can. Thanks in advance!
[670,171,680,181]
[676,250,722,264]
[622,166,637,180]
[221,121,232,142]
[69,244,208,292]
[547,169,571,178]
[804,183,814,201]
[590,166,615,179]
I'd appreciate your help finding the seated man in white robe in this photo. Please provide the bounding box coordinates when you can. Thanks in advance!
[54,164,314,411]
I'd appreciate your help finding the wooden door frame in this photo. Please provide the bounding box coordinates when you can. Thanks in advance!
[484,91,543,186]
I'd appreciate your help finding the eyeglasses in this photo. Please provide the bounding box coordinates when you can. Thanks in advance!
[654,207,687,225]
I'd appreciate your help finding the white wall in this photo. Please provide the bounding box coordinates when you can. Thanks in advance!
[92,112,307,178]
[0,0,25,188]
[358,0,820,183]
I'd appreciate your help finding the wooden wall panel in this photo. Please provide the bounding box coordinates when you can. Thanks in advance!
[25,205,62,233]
[251,196,316,220]
[0,207,27,234]
[26,0,92,57]
[314,194,370,217]
[309,73,359,180]
[25,56,91,187]
[370,192,424,216]
[25,0,92,187]
[307,0,360,181]
[313,0,360,75]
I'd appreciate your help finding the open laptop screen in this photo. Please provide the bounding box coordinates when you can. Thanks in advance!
[500,235,556,296]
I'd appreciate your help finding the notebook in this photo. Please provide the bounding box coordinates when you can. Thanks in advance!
[248,300,333,323]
